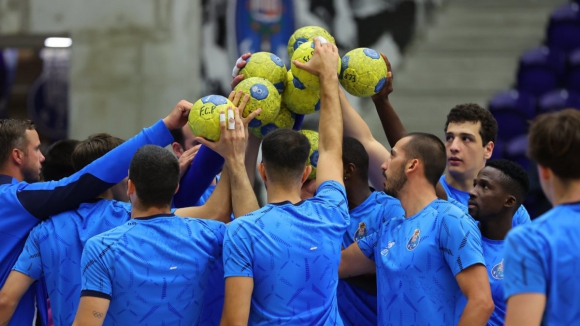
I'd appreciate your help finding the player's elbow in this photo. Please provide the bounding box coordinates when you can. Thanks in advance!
[0,290,18,316]
[470,292,495,318]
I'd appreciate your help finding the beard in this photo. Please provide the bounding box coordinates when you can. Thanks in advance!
[22,166,41,183]
[384,166,407,199]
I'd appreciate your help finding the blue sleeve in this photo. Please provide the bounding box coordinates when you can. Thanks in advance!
[503,227,547,299]
[440,212,485,276]
[12,228,43,280]
[313,181,350,223]
[512,205,531,227]
[17,120,173,220]
[223,221,254,278]
[173,145,224,208]
[357,231,379,262]
[292,114,305,130]
[80,238,113,300]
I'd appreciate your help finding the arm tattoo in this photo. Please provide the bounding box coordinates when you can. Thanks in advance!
[92,311,104,319]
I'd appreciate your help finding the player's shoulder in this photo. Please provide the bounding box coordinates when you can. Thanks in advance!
[182,217,227,234]
[315,180,347,197]
[431,199,471,219]
[89,220,136,245]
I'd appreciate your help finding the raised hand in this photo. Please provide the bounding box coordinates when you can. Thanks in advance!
[292,37,339,78]
[231,53,252,90]
[371,53,394,101]
[163,100,193,130]
[178,144,201,178]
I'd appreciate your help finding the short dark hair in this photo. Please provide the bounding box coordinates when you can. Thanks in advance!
[528,109,580,179]
[0,119,35,166]
[129,145,179,208]
[486,159,530,206]
[342,136,369,180]
[42,139,80,181]
[72,133,124,172]
[404,132,447,187]
[445,103,498,146]
[262,129,310,182]
[170,128,185,148]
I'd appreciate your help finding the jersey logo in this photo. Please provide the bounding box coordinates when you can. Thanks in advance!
[380,241,395,256]
[406,229,421,251]
[491,260,504,280]
[354,222,368,242]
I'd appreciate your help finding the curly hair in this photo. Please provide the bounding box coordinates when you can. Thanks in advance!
[445,103,497,146]
[486,159,529,205]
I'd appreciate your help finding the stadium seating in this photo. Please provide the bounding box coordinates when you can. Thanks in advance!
[566,48,580,92]
[516,46,566,97]
[538,89,580,114]
[547,3,580,53]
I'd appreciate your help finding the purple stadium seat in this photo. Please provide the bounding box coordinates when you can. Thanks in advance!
[505,134,530,171]
[489,89,536,119]
[566,48,580,92]
[492,109,528,142]
[538,89,580,114]
[547,3,580,53]
[490,138,505,160]
[517,46,566,97]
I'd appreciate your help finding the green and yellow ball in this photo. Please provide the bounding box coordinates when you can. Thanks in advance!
[233,77,281,128]
[239,52,287,94]
[282,71,320,115]
[188,95,234,141]
[339,48,388,97]
[299,129,319,180]
[249,103,295,138]
[287,26,336,60]
[290,40,341,90]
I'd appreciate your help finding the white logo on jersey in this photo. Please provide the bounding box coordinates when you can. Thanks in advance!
[170,266,177,270]
[381,241,395,256]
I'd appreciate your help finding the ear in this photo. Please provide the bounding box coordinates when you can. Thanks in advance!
[11,148,24,166]
[484,141,494,160]
[258,163,267,183]
[538,164,551,181]
[406,158,420,175]
[504,195,517,208]
[344,163,355,180]
[173,183,180,195]
[171,142,184,157]
[127,179,135,197]
[302,165,313,183]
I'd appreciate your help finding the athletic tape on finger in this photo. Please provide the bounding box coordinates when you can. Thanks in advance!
[317,36,328,44]
[232,56,244,78]
[220,112,226,123]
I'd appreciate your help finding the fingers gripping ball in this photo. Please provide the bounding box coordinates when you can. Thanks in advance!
[188,95,235,141]
[291,40,341,90]
[287,26,336,60]
[234,77,281,128]
[339,48,388,97]
[282,71,320,115]
[239,52,287,94]
[249,103,296,138]
[299,130,319,180]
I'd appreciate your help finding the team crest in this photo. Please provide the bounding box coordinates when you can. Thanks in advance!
[492,260,504,280]
[406,229,421,251]
[354,222,368,241]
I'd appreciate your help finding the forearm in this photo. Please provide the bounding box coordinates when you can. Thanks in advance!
[372,97,406,148]
[0,298,17,326]
[318,73,342,154]
[228,160,259,218]
[201,166,232,222]
[458,297,494,326]
[244,134,261,188]
[340,88,374,142]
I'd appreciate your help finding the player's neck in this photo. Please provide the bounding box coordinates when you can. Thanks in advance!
[0,165,24,182]
[478,212,513,241]
[445,171,475,192]
[131,202,173,219]
[266,182,303,205]
[552,178,580,206]
[347,182,372,210]
[97,189,114,201]
[399,182,438,218]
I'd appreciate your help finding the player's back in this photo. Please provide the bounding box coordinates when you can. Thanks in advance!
[224,181,349,325]
[504,203,580,325]
[81,215,225,325]
[12,199,130,326]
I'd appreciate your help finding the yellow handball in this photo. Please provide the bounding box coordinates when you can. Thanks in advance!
[339,48,388,97]
[249,102,295,138]
[234,77,281,128]
[282,70,320,115]
[299,129,319,180]
[290,40,341,90]
[287,25,336,59]
[188,95,234,142]
[239,52,287,94]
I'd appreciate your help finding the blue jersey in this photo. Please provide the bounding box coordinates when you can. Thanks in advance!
[12,199,131,326]
[223,181,349,325]
[194,175,219,206]
[0,120,172,326]
[504,202,580,324]
[80,214,226,325]
[482,237,505,326]
[440,175,531,227]
[337,191,404,326]
[358,199,484,325]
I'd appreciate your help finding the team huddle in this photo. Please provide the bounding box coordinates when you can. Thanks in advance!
[1,30,580,326]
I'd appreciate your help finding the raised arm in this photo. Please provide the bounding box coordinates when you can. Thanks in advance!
[18,101,191,220]
[294,38,343,188]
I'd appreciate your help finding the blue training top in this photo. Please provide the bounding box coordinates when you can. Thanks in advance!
[223,180,350,325]
[337,191,404,326]
[439,174,531,227]
[80,214,226,325]
[504,202,580,325]
[358,199,485,325]
[0,120,172,326]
